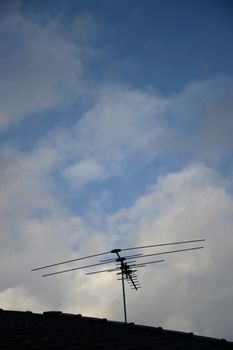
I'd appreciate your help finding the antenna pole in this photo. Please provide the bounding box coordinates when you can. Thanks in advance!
[121,268,127,324]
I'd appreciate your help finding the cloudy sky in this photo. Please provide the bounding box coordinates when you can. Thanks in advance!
[1,0,233,341]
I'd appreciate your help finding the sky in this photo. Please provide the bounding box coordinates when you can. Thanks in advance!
[0,0,233,341]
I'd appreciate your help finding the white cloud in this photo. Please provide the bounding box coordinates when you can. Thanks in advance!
[105,164,233,339]
[75,86,167,166]
[13,75,231,196]
[0,285,47,312]
[0,9,98,131]
[0,146,58,218]
[63,159,106,188]
[170,76,233,160]
[0,19,233,341]
[61,76,233,187]
[1,136,233,340]
[0,143,118,315]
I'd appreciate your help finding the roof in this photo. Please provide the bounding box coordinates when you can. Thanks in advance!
[0,309,232,349]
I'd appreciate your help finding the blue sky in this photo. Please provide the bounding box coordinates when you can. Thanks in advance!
[0,0,233,340]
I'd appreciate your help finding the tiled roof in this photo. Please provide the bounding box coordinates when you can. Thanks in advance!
[0,309,232,349]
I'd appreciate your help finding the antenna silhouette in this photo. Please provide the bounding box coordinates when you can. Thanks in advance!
[31,238,205,323]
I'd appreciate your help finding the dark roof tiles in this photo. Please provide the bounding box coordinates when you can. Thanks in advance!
[0,309,232,349]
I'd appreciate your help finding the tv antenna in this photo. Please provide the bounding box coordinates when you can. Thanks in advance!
[31,238,205,323]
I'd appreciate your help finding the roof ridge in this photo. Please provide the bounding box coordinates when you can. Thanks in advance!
[1,308,232,345]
